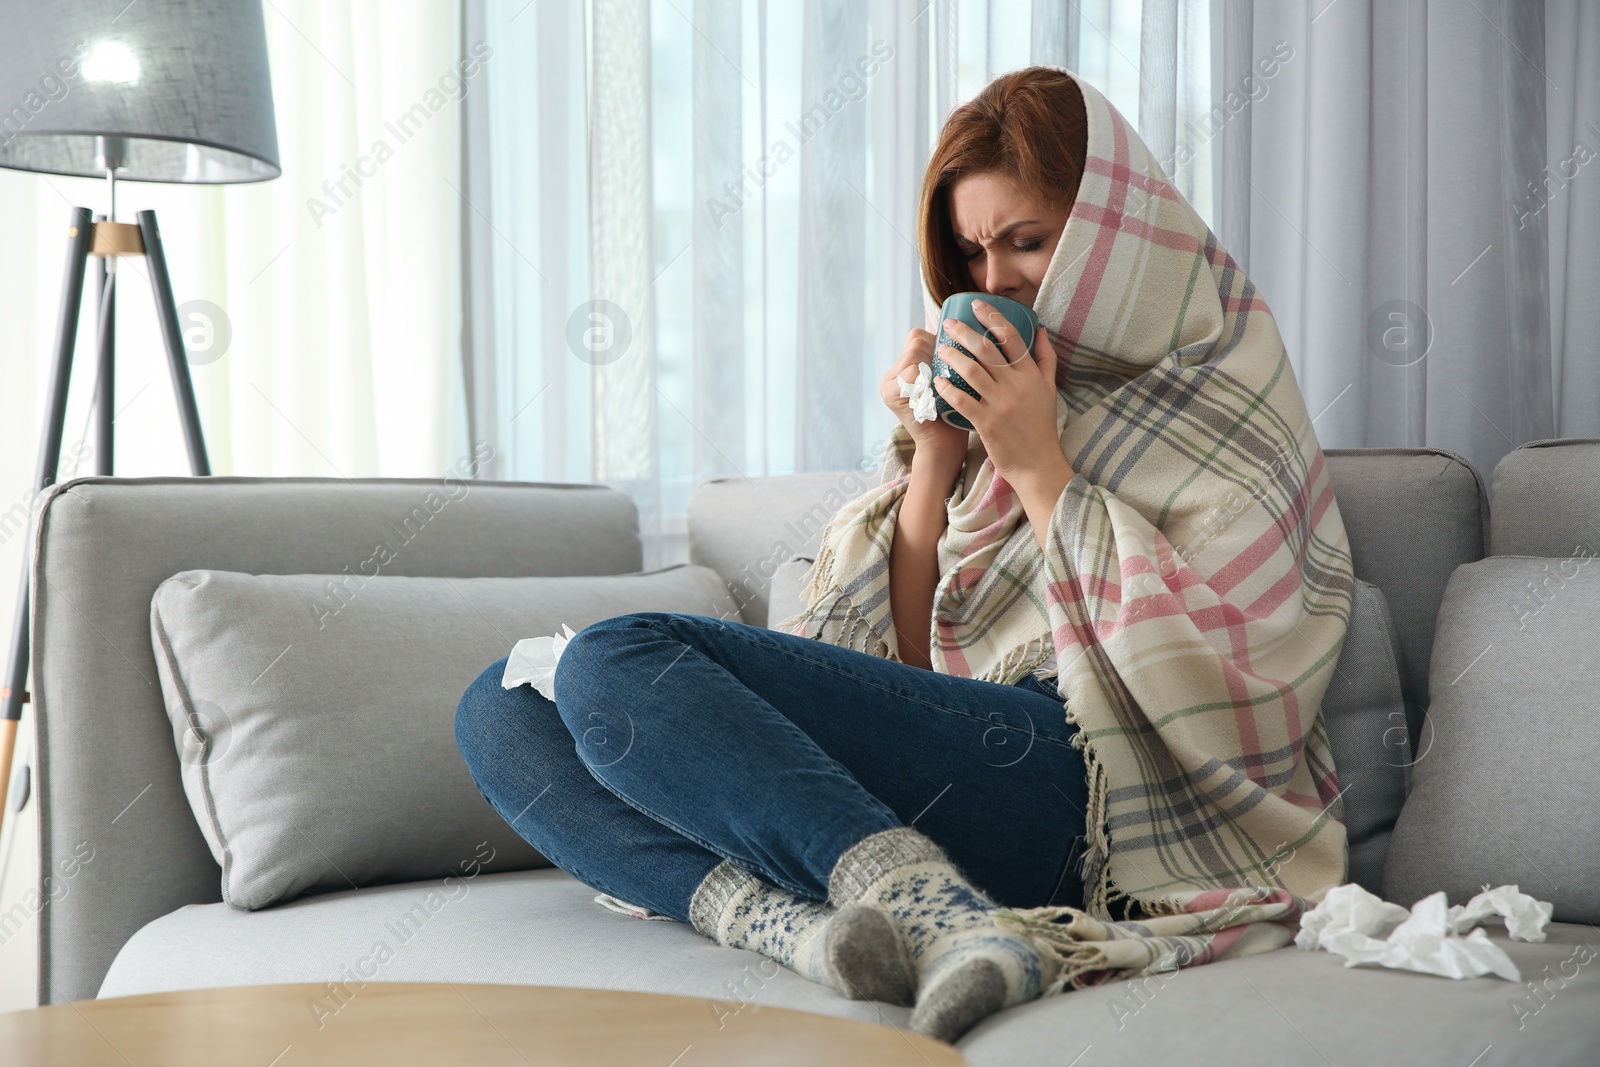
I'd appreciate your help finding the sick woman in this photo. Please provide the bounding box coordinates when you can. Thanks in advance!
[455,65,1353,1045]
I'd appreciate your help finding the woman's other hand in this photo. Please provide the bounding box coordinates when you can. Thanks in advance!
[883,328,965,671]
[881,327,969,471]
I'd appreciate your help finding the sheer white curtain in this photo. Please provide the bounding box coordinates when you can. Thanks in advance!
[466,0,1216,567]
[464,0,1600,566]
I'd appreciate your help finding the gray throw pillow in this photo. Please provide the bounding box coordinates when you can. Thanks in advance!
[1383,555,1600,922]
[150,565,741,910]
[1320,577,1412,896]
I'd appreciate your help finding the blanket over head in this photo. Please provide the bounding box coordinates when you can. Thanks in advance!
[775,69,1355,992]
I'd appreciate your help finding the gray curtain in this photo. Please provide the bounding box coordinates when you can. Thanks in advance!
[1546,0,1600,439]
[1209,0,1595,496]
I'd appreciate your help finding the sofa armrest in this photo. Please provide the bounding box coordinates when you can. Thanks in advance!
[30,475,639,1005]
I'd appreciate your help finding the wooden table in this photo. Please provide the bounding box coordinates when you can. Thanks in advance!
[0,981,969,1065]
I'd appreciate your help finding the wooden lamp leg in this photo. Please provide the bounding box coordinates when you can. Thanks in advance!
[0,719,14,825]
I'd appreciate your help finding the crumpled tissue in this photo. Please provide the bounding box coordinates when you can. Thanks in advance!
[500,623,579,701]
[1295,882,1553,982]
[899,361,939,423]
[592,892,674,921]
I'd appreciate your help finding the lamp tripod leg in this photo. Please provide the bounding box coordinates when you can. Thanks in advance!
[0,207,95,843]
[137,210,210,476]
[94,217,114,476]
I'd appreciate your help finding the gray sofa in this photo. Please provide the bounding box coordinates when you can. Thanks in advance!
[21,442,1600,1063]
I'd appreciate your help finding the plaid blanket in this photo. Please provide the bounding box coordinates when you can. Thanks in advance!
[775,69,1354,993]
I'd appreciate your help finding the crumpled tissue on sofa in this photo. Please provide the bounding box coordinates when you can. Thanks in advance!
[1295,883,1554,982]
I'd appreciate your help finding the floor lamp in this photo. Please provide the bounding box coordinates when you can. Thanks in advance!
[0,0,280,845]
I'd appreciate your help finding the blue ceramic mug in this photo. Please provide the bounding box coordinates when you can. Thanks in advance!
[931,292,1040,430]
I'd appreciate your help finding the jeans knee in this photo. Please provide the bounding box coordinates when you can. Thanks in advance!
[552,612,665,707]
[553,613,673,763]
[455,655,515,755]
[565,612,664,650]
[455,657,577,808]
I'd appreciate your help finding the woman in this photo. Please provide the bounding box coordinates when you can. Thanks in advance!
[456,66,1353,1046]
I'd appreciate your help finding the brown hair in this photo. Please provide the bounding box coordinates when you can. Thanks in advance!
[917,67,1088,305]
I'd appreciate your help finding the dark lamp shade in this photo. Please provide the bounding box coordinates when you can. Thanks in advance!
[0,0,280,183]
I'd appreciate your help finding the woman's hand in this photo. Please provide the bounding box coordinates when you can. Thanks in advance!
[882,329,966,670]
[932,301,1071,492]
[933,302,1076,547]
[881,327,969,471]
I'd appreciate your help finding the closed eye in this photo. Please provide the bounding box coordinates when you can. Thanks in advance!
[961,239,1045,262]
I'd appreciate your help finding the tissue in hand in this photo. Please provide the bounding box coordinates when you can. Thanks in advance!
[1295,883,1553,982]
[501,623,579,701]
[898,361,939,423]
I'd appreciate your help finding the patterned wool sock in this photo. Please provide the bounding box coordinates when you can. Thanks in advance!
[827,826,1053,1043]
[689,860,916,1006]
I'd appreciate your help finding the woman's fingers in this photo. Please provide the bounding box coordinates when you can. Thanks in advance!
[972,300,1029,366]
[889,328,935,376]
[931,374,976,426]
[1031,322,1060,385]
[937,319,1000,388]
[882,328,939,419]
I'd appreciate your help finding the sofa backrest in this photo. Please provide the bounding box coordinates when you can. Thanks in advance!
[688,448,1490,745]
[687,468,875,629]
[1321,449,1489,744]
[1489,437,1600,556]
[29,476,642,1005]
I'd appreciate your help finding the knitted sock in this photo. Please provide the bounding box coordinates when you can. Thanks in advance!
[689,860,916,1006]
[827,826,1053,1043]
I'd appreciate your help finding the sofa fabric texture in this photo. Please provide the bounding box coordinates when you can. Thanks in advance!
[767,556,815,632]
[1321,448,1488,752]
[149,565,739,910]
[1316,577,1412,895]
[687,470,874,626]
[1489,438,1600,556]
[1384,556,1600,923]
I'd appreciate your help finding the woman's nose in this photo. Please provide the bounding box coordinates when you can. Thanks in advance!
[983,255,1026,298]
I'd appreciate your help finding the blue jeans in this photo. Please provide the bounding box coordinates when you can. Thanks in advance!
[454,611,1088,924]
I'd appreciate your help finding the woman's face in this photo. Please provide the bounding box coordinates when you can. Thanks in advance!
[947,170,1070,309]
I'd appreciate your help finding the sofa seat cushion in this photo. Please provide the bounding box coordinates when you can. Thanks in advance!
[100,868,1598,1065]
[99,868,909,1030]
[959,918,1598,1065]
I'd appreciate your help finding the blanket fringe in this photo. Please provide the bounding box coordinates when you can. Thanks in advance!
[796,523,839,623]
[779,505,904,662]
[1078,731,1117,919]
[991,907,1130,994]
[973,631,1055,687]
